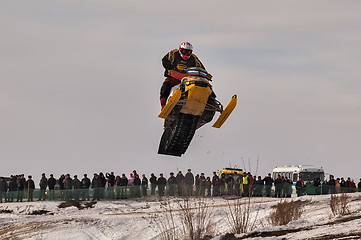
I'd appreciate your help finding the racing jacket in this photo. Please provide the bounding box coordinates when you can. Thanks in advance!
[162,49,205,80]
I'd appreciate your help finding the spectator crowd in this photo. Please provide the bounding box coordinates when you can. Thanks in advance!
[1,170,361,203]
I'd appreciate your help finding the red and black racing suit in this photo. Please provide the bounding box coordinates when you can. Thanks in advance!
[160,49,205,108]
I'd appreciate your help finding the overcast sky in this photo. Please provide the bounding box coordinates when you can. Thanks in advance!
[1,0,361,183]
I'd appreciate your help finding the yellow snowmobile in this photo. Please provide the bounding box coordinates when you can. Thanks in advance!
[158,67,237,157]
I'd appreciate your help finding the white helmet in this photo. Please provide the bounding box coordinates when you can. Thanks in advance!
[179,42,193,60]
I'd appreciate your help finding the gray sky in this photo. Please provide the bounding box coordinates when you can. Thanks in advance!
[1,0,361,183]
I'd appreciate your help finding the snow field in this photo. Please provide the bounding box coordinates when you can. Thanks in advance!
[0,193,360,239]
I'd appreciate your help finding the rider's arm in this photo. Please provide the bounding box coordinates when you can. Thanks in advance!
[191,54,205,70]
[162,51,176,70]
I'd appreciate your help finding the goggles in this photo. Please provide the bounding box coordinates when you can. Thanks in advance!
[180,49,192,56]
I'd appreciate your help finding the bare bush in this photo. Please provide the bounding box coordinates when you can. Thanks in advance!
[226,197,260,234]
[268,199,303,226]
[330,193,350,216]
[149,200,178,240]
[177,197,216,239]
[150,197,216,240]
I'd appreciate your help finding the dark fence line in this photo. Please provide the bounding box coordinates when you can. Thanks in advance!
[1,184,360,202]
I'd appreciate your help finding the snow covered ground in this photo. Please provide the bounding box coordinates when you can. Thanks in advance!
[1,193,361,240]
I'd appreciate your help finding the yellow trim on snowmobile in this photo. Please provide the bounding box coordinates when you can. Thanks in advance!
[158,88,182,119]
[212,95,237,128]
[180,85,212,116]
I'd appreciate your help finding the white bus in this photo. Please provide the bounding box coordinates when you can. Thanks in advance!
[272,165,324,182]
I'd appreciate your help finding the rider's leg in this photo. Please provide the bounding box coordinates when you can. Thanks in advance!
[160,77,180,109]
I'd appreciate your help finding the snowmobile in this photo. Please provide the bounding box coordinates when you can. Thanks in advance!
[158,67,237,157]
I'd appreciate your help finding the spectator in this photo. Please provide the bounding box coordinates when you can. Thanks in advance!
[335,178,341,193]
[63,174,73,201]
[17,174,26,202]
[106,172,115,199]
[8,175,17,202]
[59,174,65,190]
[322,179,330,194]
[358,178,361,192]
[176,171,185,196]
[296,177,305,197]
[81,174,91,201]
[106,172,116,187]
[234,173,242,196]
[26,175,35,201]
[184,169,194,196]
[73,175,82,201]
[284,177,293,198]
[220,173,226,196]
[141,174,148,197]
[99,172,106,189]
[312,178,320,194]
[340,177,346,192]
[133,174,141,198]
[274,175,283,198]
[350,179,356,193]
[92,174,102,200]
[167,172,176,196]
[128,173,135,186]
[149,173,157,195]
[346,177,354,193]
[255,176,264,197]
[263,173,274,197]
[157,173,167,196]
[120,174,128,199]
[243,173,250,197]
[212,172,221,197]
[128,173,135,197]
[195,174,200,196]
[39,173,48,201]
[205,176,212,197]
[248,173,254,195]
[59,174,65,200]
[199,173,206,196]
[328,175,336,194]
[48,174,56,200]
[115,175,121,199]
[225,173,234,195]
[0,177,8,203]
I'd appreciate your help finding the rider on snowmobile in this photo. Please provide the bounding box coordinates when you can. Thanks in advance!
[160,42,206,109]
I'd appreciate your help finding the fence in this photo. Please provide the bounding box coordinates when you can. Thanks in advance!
[0,184,360,202]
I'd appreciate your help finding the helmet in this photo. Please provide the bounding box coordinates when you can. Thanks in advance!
[179,42,193,60]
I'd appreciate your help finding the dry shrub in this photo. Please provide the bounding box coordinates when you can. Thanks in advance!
[150,197,216,240]
[330,193,350,216]
[268,199,303,226]
[177,197,216,239]
[150,206,177,240]
[226,197,260,234]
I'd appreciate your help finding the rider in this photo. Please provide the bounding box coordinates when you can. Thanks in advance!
[160,42,206,109]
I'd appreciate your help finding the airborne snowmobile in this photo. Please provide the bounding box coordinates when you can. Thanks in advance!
[158,67,237,157]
